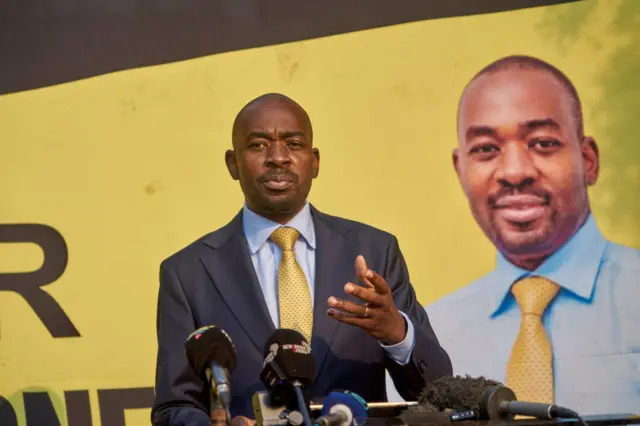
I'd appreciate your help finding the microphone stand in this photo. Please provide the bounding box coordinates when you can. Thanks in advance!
[291,381,313,426]
[218,388,232,426]
[208,370,232,426]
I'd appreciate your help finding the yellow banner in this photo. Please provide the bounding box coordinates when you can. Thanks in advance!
[1,0,638,424]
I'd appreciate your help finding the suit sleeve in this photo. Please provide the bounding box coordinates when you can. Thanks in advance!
[382,236,453,400]
[151,261,212,426]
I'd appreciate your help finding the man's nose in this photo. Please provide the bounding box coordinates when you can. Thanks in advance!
[265,141,291,167]
[494,143,538,187]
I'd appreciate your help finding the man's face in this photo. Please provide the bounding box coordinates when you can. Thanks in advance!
[454,70,599,264]
[226,98,319,221]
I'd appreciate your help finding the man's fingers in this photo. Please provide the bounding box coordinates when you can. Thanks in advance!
[327,308,372,327]
[365,269,391,295]
[355,255,368,275]
[354,256,390,294]
[328,296,370,316]
[342,283,385,305]
[355,255,374,288]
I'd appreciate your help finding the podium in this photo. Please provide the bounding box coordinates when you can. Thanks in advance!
[369,413,640,426]
[257,393,639,426]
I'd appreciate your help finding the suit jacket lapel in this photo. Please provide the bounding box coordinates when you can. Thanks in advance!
[310,206,355,378]
[200,212,275,354]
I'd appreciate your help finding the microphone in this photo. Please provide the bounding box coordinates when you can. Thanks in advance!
[479,385,586,425]
[400,375,587,426]
[313,391,368,426]
[399,375,501,423]
[260,329,316,426]
[185,325,237,426]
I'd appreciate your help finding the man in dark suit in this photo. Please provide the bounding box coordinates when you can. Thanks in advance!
[151,93,452,426]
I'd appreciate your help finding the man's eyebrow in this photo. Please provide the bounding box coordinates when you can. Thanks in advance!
[247,131,272,140]
[463,119,561,142]
[278,131,305,139]
[520,118,560,134]
[465,125,498,142]
[246,130,307,140]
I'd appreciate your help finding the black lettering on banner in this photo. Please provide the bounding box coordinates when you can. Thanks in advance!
[0,224,80,338]
[65,390,92,426]
[0,396,18,426]
[24,392,61,426]
[98,387,155,426]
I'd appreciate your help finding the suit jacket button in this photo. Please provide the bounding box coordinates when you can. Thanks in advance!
[418,360,427,373]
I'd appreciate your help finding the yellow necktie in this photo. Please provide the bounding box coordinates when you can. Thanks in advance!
[270,227,313,343]
[506,276,560,404]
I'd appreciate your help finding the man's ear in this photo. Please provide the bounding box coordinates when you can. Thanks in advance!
[581,136,599,186]
[312,147,320,178]
[452,147,461,179]
[225,149,239,180]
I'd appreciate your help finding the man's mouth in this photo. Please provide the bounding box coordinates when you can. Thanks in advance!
[264,180,293,190]
[262,174,295,191]
[493,194,549,223]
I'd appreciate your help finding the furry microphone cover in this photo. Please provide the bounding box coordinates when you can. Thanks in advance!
[399,375,503,417]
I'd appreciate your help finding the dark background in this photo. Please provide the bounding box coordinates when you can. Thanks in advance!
[0,0,576,95]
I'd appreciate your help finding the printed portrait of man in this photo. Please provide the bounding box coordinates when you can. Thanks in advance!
[425,55,640,416]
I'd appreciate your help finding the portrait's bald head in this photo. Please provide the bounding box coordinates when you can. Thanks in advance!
[225,93,319,224]
[452,55,599,270]
[457,55,585,142]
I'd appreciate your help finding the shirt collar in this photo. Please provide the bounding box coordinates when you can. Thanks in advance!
[488,213,606,317]
[242,201,316,255]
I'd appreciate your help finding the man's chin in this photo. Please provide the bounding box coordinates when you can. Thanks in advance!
[495,226,554,257]
[261,194,301,214]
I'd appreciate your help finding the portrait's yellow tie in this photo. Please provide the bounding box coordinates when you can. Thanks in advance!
[506,276,560,404]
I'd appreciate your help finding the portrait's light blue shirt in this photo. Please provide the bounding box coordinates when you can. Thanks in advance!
[423,214,640,415]
[242,202,416,365]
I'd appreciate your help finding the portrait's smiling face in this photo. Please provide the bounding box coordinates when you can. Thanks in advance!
[454,69,599,267]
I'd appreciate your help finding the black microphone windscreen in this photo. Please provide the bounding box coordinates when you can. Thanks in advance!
[184,325,236,377]
[263,328,310,354]
[406,375,503,414]
[261,329,316,389]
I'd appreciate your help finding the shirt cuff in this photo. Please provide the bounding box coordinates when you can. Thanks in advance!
[379,311,416,366]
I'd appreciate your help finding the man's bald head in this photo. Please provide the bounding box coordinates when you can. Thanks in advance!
[232,93,313,149]
[458,55,584,139]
